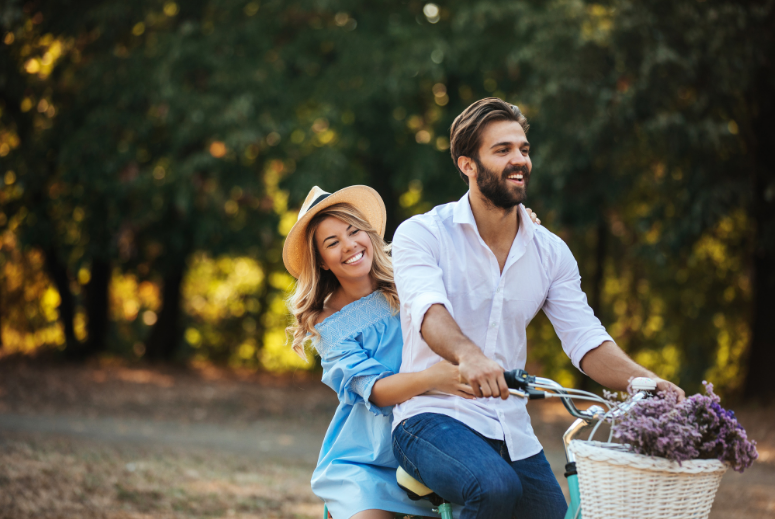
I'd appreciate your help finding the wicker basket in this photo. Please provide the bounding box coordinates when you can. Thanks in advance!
[569,440,727,519]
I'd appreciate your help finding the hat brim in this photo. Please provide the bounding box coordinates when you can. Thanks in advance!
[282,185,387,278]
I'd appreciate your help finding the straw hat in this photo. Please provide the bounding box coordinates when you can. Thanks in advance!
[282,185,386,278]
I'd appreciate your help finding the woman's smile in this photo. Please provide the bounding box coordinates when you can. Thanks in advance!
[344,251,365,265]
[314,215,374,283]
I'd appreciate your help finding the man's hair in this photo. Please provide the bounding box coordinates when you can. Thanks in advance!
[449,97,529,185]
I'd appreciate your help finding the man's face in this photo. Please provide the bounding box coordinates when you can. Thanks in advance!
[471,120,532,210]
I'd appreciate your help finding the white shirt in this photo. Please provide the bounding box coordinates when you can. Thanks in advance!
[391,193,613,461]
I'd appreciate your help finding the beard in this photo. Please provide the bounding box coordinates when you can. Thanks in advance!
[473,157,530,210]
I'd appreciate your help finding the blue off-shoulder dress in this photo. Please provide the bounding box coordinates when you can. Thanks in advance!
[311,291,435,519]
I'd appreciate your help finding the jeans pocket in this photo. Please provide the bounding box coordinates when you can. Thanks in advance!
[399,413,429,437]
[400,416,415,435]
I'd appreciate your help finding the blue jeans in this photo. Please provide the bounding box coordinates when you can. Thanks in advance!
[392,413,567,519]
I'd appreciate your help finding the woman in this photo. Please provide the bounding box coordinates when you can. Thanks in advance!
[282,185,537,519]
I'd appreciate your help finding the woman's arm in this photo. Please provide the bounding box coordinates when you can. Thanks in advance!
[369,361,474,408]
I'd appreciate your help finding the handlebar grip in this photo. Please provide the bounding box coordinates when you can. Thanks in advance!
[503,369,534,390]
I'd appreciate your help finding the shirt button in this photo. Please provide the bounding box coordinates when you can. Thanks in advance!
[490,322,497,328]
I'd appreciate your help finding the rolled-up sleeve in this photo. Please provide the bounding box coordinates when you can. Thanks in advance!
[542,241,613,370]
[319,337,394,416]
[392,220,454,337]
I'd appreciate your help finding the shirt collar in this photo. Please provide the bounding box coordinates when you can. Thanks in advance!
[517,203,536,242]
[453,191,536,243]
[452,191,477,226]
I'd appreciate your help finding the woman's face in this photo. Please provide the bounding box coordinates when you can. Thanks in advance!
[314,216,374,284]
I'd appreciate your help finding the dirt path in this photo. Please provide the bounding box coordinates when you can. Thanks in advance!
[1,361,773,518]
[0,413,326,464]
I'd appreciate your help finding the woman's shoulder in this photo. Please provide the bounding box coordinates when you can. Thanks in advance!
[315,306,337,326]
[314,291,397,349]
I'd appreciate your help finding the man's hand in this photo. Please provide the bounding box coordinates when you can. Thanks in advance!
[581,341,687,402]
[458,352,509,399]
[655,378,686,402]
[419,304,508,399]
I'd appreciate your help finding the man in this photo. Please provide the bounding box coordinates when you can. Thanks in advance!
[390,98,683,519]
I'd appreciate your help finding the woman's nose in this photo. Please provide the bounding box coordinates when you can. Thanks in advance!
[342,236,356,251]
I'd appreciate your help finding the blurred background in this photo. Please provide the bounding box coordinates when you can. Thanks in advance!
[2,2,775,518]
[1,0,774,400]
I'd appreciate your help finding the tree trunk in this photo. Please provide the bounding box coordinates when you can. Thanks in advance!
[744,244,775,400]
[368,156,399,241]
[743,67,775,400]
[743,123,775,400]
[145,264,185,361]
[83,258,111,357]
[590,217,607,320]
[578,217,608,390]
[0,272,3,350]
[44,248,80,356]
[357,102,400,240]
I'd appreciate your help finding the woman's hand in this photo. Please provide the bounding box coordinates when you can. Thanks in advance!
[423,361,475,399]
[525,208,541,225]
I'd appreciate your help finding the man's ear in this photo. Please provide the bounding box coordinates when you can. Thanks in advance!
[457,155,477,183]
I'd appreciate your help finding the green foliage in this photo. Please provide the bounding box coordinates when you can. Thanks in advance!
[1,1,772,395]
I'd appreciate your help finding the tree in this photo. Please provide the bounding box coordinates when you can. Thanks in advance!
[2,0,771,396]
[1,1,285,359]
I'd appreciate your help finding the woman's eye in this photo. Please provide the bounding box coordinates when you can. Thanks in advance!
[327,241,338,248]
[350,229,360,235]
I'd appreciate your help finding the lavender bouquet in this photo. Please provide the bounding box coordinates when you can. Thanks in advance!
[609,382,758,472]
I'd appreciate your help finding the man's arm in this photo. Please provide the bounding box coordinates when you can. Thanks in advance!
[392,219,509,399]
[542,238,684,398]
[580,341,685,399]
[420,304,509,399]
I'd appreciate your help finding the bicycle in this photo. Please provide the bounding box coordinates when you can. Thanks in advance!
[391,369,657,519]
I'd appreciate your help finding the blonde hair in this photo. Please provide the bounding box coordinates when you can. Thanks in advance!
[286,203,399,356]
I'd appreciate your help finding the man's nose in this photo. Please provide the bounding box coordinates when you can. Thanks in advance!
[509,151,528,167]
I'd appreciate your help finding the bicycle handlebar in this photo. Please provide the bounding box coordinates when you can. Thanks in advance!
[504,369,656,421]
[503,369,534,391]
[504,369,593,419]
[504,368,657,465]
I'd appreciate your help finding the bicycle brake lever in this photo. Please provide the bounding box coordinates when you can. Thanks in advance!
[508,387,545,400]
[509,388,528,398]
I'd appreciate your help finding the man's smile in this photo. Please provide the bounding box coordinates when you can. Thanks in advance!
[506,172,525,186]
[504,165,529,188]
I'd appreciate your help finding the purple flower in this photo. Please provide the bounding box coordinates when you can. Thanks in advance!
[610,381,758,472]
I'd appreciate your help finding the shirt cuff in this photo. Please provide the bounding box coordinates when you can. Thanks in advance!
[353,372,394,417]
[408,292,455,337]
[570,333,614,374]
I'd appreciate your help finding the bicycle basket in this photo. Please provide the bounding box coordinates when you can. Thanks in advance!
[569,440,727,519]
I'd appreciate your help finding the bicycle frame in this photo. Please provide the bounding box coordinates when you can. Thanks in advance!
[322,372,654,519]
[522,375,653,519]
